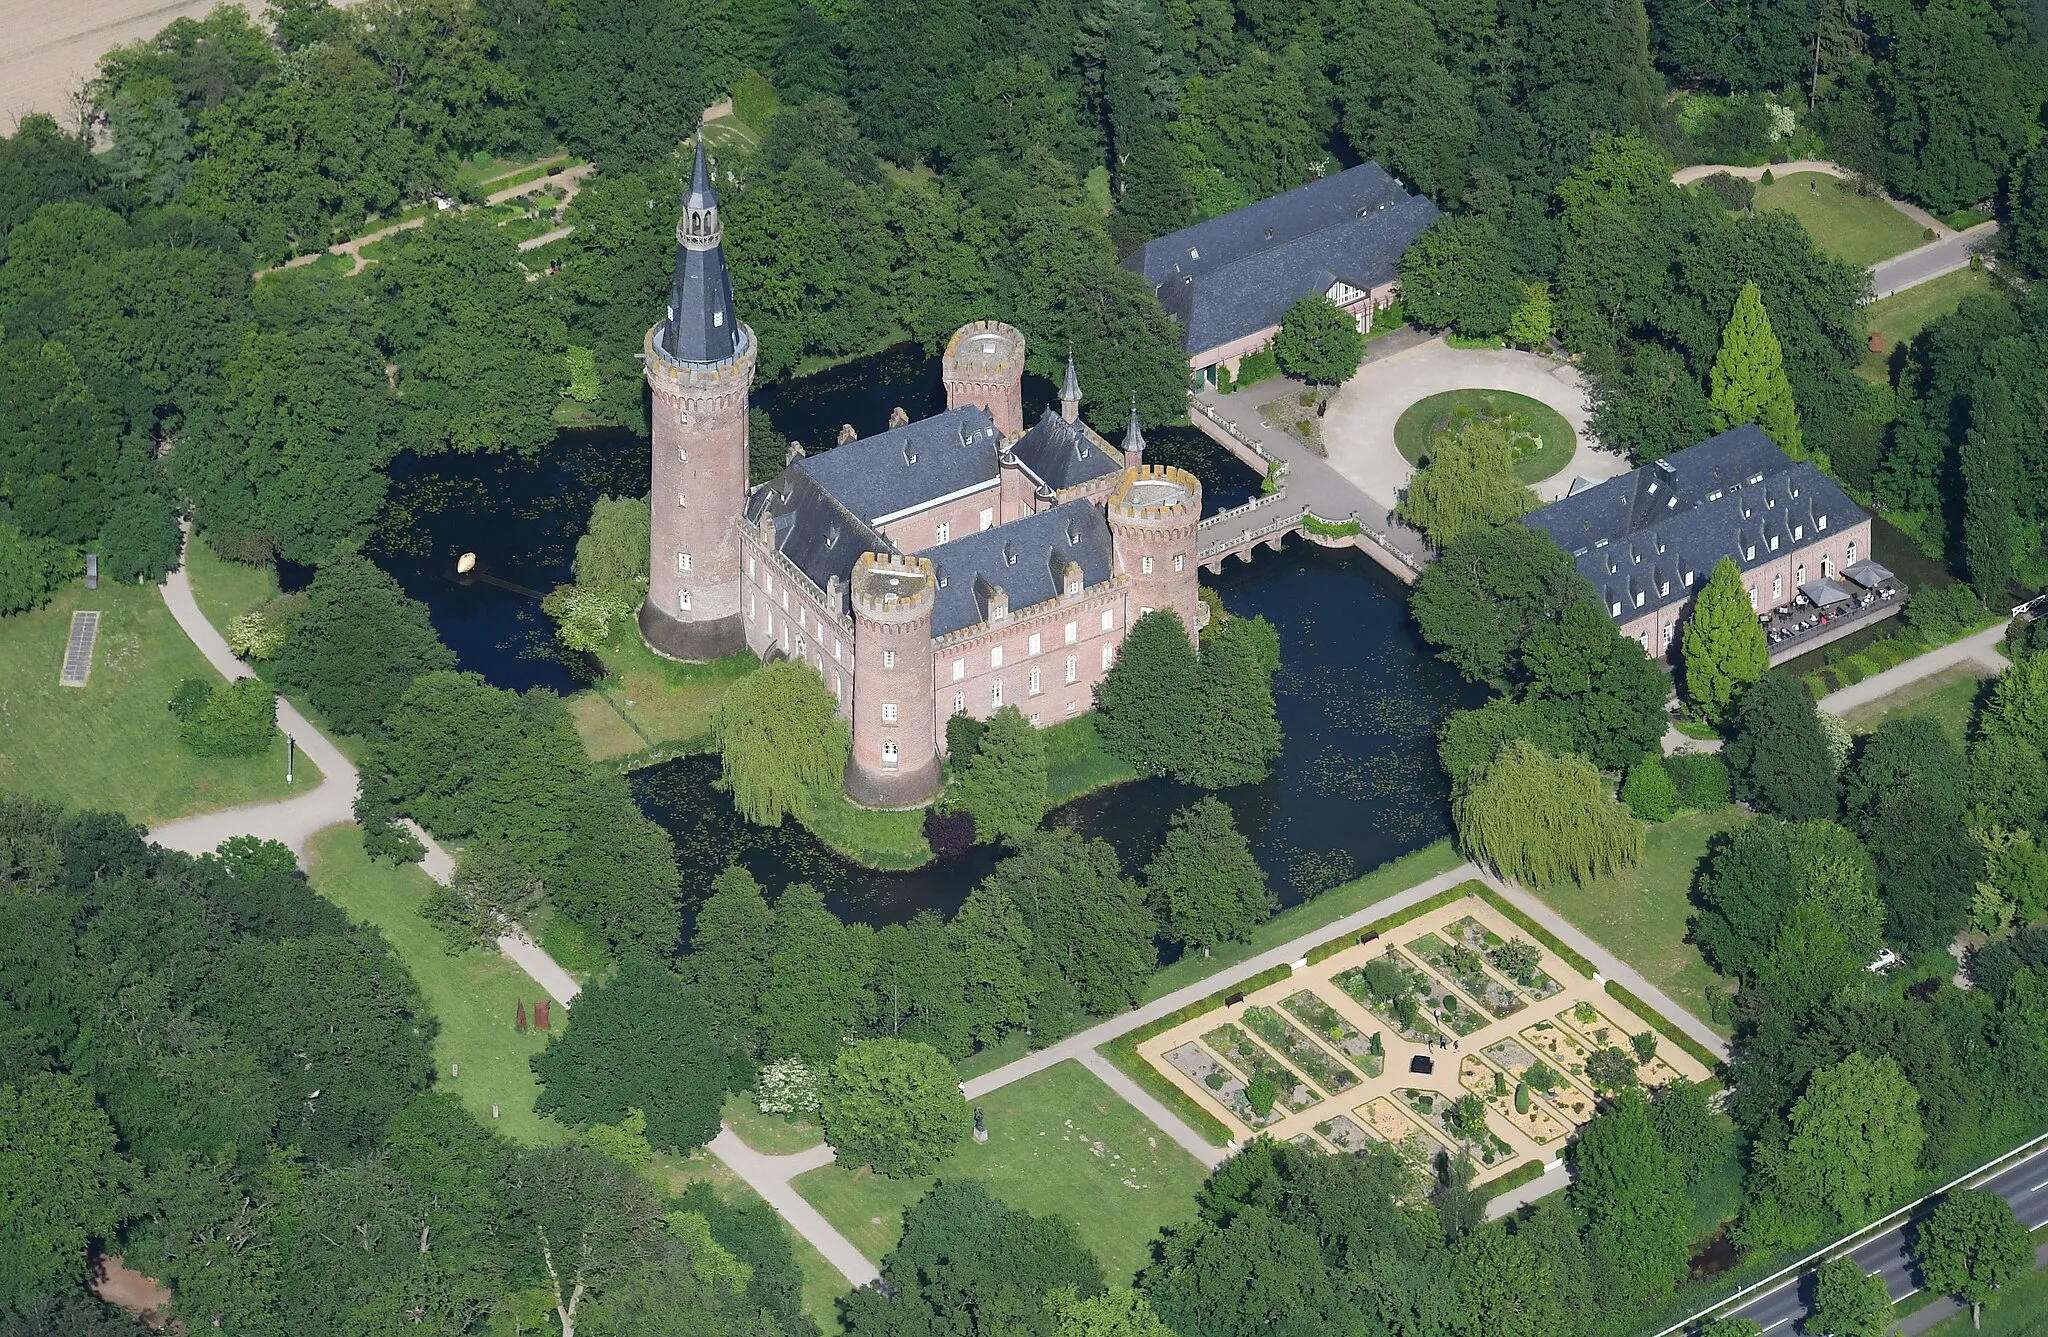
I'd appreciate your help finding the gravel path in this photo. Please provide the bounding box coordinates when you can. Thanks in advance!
[1817,622,2011,716]
[706,1130,878,1287]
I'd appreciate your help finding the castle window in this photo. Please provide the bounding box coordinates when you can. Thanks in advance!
[1101,643,1114,670]
[882,703,898,723]
[980,508,994,531]
[1748,585,1758,610]
[1684,571,1694,587]
[883,650,896,670]
[953,659,965,681]
[833,672,842,698]
[936,522,950,545]
[1140,606,1154,617]
[835,638,843,662]
[1028,633,1041,656]
[1065,620,1078,645]
[679,448,688,463]
[1823,555,1834,578]
[1065,655,1077,684]
[1634,592,1643,608]
[1029,668,1041,696]
[748,591,756,618]
[882,741,898,770]
[1796,563,1806,585]
[1611,601,1622,617]
[679,590,692,611]
[953,692,965,714]
[1100,609,1115,632]
[991,680,1003,707]
[1066,700,1078,716]
[1769,535,1779,551]
[1663,623,1675,648]
[1746,545,1756,560]
[679,494,687,507]
[1818,514,1828,530]
[1847,540,1858,563]
[746,554,753,576]
[713,310,724,328]
[991,647,1004,669]
[1029,713,1041,726]
[1773,575,1783,600]
[1142,555,1153,574]
[1174,555,1184,572]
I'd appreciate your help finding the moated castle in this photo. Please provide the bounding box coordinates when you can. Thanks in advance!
[639,138,1204,808]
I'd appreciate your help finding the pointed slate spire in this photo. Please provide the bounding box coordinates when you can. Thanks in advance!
[660,131,739,365]
[1060,350,1083,422]
[1121,399,1145,466]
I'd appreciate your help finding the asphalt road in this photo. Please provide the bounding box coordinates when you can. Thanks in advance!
[1708,1143,2048,1334]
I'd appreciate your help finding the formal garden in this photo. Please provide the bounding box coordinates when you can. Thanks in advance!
[1136,890,1715,1186]
[1393,388,1578,485]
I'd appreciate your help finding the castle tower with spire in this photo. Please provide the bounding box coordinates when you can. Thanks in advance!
[1060,352,1083,423]
[641,134,754,661]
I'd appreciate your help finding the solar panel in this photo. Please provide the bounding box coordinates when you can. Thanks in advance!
[59,611,99,687]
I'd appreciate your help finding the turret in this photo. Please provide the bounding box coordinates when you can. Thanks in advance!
[1107,465,1203,642]
[1060,352,1083,423]
[845,553,943,807]
[641,132,753,661]
[943,321,1026,440]
[1120,400,1146,469]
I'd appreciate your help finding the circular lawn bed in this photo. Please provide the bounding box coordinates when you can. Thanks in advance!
[1393,389,1578,485]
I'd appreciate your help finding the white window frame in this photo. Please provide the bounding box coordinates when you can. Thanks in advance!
[881,703,898,723]
[991,680,1003,707]
[952,659,965,681]
[936,522,950,545]
[883,649,896,670]
[678,552,692,572]
[1029,667,1041,696]
[1028,632,1041,656]
[679,589,692,611]
[881,740,899,770]
[1142,555,1153,574]
[1064,654,1077,684]
[1100,609,1115,632]
[1065,620,1078,645]
[991,646,1004,669]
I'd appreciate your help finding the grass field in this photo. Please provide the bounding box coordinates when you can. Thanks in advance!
[576,634,754,758]
[792,1060,1207,1284]
[1861,266,1995,379]
[1142,839,1466,1001]
[1534,807,1751,1035]
[1755,173,1929,268]
[721,1092,828,1155]
[1044,715,1140,802]
[1392,389,1578,485]
[1837,663,1992,743]
[1917,1238,2048,1336]
[798,788,933,869]
[184,539,280,637]
[652,1148,851,1334]
[306,826,564,1145]
[0,579,311,824]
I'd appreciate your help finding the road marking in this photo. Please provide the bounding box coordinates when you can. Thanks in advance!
[1761,1317,1795,1334]
[2030,1178,2047,1192]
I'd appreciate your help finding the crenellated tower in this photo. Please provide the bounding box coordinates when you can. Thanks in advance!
[642,133,753,661]
[1106,464,1204,641]
[846,553,943,807]
[942,321,1026,440]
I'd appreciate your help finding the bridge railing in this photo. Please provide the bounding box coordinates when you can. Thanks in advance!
[1197,490,1292,530]
[1189,397,1290,488]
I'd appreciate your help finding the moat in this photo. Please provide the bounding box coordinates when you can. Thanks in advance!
[370,344,1485,928]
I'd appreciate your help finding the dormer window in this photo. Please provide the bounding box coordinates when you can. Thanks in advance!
[1769,535,1779,551]
[1003,545,1018,566]
[1611,600,1622,617]
[1707,490,1723,502]
[1749,473,1764,485]
[1635,592,1645,608]
[1684,571,1695,586]
[1818,514,1828,530]
[1660,581,1669,596]
[1746,545,1756,559]
[713,310,725,327]
[1188,246,1200,259]
[1793,525,1802,540]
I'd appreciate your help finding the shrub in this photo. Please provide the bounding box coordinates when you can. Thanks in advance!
[1361,956,1410,1000]
[1493,938,1541,981]
[1666,752,1732,809]
[1630,1030,1658,1064]
[1234,347,1280,387]
[1906,583,1988,644]
[755,1056,820,1116]
[1621,753,1678,821]
[169,677,216,720]
[1449,1094,1490,1138]
[1515,1082,1531,1113]
[923,807,977,857]
[1697,172,1757,210]
[178,678,277,756]
[1525,1060,1557,1091]
[226,609,288,660]
[1585,1046,1640,1092]
[0,523,79,615]
[1245,1071,1278,1116]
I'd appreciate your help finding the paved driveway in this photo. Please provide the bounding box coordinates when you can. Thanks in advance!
[1320,337,1632,512]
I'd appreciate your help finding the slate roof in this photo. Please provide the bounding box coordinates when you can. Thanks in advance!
[1521,426,1868,624]
[1123,162,1439,356]
[745,467,891,598]
[1009,410,1123,493]
[927,498,1114,637]
[660,137,739,365]
[791,407,1002,524]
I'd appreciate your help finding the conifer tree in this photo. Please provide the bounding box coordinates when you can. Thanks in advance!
[1960,375,2021,605]
[1682,556,1770,722]
[1507,282,1555,349]
[1710,282,1802,455]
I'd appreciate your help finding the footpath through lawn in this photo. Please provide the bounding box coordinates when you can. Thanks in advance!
[1752,172,1931,268]
[0,577,311,824]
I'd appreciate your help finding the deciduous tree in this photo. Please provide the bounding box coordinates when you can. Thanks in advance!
[949,705,1049,847]
[530,963,730,1155]
[1398,418,1539,547]
[1725,673,1837,820]
[1811,1254,1894,1337]
[1273,293,1364,385]
[1145,797,1273,955]
[1915,1189,2034,1328]
[0,1073,129,1313]
[1569,1088,1690,1301]
[818,1038,969,1177]
[1454,740,1644,885]
[717,662,850,826]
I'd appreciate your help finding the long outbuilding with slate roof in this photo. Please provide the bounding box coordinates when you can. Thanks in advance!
[1124,162,1437,383]
[1521,426,1875,662]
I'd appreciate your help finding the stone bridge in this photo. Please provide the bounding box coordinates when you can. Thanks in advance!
[1189,397,1433,584]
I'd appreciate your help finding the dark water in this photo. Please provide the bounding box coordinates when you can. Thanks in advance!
[371,343,1479,930]
[633,543,1485,927]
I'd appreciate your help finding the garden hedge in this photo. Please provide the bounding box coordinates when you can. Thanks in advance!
[1467,884,1598,977]
[1303,882,1477,966]
[1476,1159,1547,1201]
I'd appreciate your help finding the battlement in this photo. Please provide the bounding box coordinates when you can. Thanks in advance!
[1109,464,1202,522]
[851,552,936,620]
[645,322,755,384]
[943,321,1026,380]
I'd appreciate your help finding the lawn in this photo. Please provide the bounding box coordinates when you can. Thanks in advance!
[577,634,754,757]
[1142,839,1466,1001]
[652,1148,851,1335]
[1044,714,1139,802]
[304,825,565,1146]
[1534,807,1751,1036]
[184,538,279,636]
[1861,266,1994,380]
[1392,389,1578,485]
[1837,662,1992,744]
[1753,173,1929,268]
[0,578,311,824]
[792,1060,1208,1284]
[722,1091,826,1155]
[1915,1238,2048,1336]
[797,788,933,869]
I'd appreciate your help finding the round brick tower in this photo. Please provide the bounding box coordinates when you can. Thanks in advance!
[846,552,943,808]
[942,321,1026,440]
[641,134,753,662]
[1107,465,1205,641]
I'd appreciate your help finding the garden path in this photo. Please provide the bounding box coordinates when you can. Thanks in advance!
[707,1129,879,1288]
[1816,622,2010,716]
[146,528,581,1008]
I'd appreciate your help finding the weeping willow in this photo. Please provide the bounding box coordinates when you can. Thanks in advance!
[1454,739,1643,885]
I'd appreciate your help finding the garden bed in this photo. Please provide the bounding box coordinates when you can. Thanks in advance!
[1458,1053,1570,1146]
[1405,931,1528,1020]
[1201,1024,1321,1117]
[1512,1023,1601,1120]
[1242,1005,1358,1096]
[1553,1003,1688,1088]
[1446,914,1564,1000]
[1480,1036,1595,1125]
[1163,1041,1281,1131]
[1358,1095,1453,1155]
[1391,948,1490,1036]
[1257,387,1330,453]
[1401,1087,1518,1168]
[1313,1112,1376,1152]
[1391,389,1576,485]
[1280,989,1384,1077]
[1333,957,1448,1044]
